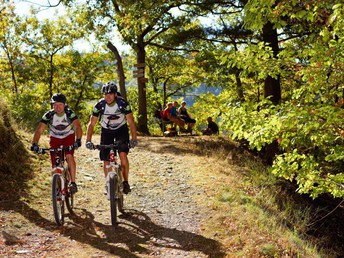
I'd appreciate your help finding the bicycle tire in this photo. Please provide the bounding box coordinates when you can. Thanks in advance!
[117,168,124,213]
[109,173,118,225]
[52,174,64,226]
[117,188,124,213]
[65,169,74,214]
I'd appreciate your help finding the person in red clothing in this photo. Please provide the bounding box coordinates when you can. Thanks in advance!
[31,93,83,193]
[162,102,185,131]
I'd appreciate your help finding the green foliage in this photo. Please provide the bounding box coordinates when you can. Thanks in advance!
[2,0,344,202]
[1,87,50,130]
[221,99,344,199]
[191,92,225,132]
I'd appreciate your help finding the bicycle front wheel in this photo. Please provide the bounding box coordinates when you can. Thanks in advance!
[52,174,65,226]
[109,173,118,226]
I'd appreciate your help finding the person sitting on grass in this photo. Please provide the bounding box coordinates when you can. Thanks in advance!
[202,117,219,135]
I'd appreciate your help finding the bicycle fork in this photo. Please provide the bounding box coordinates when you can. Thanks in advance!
[53,166,66,201]
[105,150,121,200]
[105,166,120,200]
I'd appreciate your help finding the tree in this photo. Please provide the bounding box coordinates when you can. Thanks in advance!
[106,41,127,100]
[219,0,344,198]
[66,0,226,134]
[0,1,22,93]
[20,14,84,98]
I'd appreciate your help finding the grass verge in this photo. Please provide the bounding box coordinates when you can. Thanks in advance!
[178,136,342,257]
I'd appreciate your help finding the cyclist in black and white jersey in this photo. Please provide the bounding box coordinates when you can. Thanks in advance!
[85,82,137,194]
[30,93,83,193]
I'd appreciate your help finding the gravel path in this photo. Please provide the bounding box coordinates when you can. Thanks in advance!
[1,136,228,257]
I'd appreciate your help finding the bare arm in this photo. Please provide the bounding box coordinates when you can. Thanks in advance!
[126,113,137,140]
[177,108,181,116]
[86,115,98,142]
[72,119,83,140]
[32,122,46,144]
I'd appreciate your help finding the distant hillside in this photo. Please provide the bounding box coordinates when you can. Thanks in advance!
[126,79,222,107]
[171,83,222,106]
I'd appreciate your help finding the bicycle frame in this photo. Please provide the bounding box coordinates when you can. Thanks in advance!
[105,148,122,198]
[93,142,125,225]
[39,145,74,226]
[48,146,69,200]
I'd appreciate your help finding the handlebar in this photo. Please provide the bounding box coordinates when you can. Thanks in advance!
[90,140,132,151]
[38,145,74,154]
[94,144,119,151]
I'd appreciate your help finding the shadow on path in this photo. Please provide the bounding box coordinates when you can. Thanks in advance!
[65,208,226,257]
[1,195,225,257]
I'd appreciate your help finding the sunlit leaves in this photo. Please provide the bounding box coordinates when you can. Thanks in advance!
[221,98,344,198]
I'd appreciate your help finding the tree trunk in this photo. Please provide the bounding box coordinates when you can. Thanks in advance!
[262,21,281,105]
[106,41,127,100]
[163,78,169,107]
[136,36,149,134]
[234,69,244,101]
[261,21,281,163]
[49,54,54,98]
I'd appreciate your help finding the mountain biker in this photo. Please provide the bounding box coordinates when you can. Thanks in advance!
[85,82,138,194]
[30,93,83,193]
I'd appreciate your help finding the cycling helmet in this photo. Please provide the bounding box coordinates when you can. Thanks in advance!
[101,82,117,94]
[51,93,66,104]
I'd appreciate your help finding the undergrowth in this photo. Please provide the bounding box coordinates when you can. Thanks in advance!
[0,99,33,197]
[180,136,343,257]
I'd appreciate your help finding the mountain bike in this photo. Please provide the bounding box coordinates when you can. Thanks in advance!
[91,141,125,226]
[38,145,75,226]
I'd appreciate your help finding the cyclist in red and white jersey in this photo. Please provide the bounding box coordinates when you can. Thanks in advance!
[30,93,83,193]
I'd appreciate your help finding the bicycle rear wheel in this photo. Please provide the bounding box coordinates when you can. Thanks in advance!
[117,172,124,213]
[109,173,118,226]
[64,169,74,214]
[52,174,64,226]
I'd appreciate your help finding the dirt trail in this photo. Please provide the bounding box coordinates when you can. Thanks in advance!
[1,136,231,257]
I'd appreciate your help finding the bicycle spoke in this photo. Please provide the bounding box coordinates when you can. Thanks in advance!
[109,173,118,226]
[65,169,74,214]
[52,174,64,226]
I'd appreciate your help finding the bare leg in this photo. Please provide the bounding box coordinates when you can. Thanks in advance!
[187,122,195,132]
[103,161,110,177]
[119,152,129,182]
[66,154,76,182]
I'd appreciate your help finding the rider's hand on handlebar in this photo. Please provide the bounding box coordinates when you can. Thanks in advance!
[30,143,39,153]
[130,139,138,148]
[86,141,94,150]
[73,139,82,150]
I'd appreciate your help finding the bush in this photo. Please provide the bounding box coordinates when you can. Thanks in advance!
[221,99,344,199]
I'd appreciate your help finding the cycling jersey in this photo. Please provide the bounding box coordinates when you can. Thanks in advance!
[92,97,132,130]
[41,108,78,139]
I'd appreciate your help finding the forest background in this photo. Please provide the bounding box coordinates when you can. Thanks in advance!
[1,0,344,202]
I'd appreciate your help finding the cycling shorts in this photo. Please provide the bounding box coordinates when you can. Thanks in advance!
[100,124,129,161]
[49,133,75,167]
